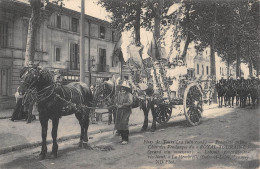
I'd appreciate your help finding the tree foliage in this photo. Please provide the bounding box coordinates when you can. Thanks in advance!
[177,0,259,76]
[98,0,179,45]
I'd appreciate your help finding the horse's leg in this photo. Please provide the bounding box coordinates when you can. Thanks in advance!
[141,103,149,131]
[240,95,242,107]
[220,96,223,108]
[82,114,91,149]
[150,103,157,132]
[228,96,231,107]
[224,96,227,107]
[75,113,84,147]
[50,117,59,158]
[248,94,251,106]
[218,96,220,107]
[39,116,48,160]
[242,96,246,108]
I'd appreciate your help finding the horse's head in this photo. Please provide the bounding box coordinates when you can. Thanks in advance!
[19,64,54,92]
[19,64,42,92]
[93,81,116,107]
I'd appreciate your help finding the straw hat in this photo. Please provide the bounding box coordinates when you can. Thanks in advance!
[121,81,131,89]
[120,81,131,92]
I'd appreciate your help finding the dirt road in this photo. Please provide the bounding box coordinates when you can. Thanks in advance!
[0,106,259,169]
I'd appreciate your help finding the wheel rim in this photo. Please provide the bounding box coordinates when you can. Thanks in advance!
[184,84,203,126]
[155,104,172,125]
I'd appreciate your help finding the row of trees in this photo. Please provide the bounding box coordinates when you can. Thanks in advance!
[99,0,259,77]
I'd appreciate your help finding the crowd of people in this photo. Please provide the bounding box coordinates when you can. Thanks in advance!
[215,76,260,108]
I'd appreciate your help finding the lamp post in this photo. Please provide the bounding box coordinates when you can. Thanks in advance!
[80,0,85,83]
[91,56,95,68]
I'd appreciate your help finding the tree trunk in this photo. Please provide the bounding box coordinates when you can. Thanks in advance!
[154,0,163,59]
[248,43,253,77]
[257,65,259,77]
[210,3,216,76]
[181,3,191,61]
[134,3,141,46]
[24,0,42,66]
[210,38,216,76]
[249,58,253,77]
[236,42,241,78]
[227,60,230,78]
[181,34,191,61]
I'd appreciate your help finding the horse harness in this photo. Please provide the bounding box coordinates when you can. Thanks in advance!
[22,82,89,114]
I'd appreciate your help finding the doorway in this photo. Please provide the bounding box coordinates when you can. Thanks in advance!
[1,68,8,96]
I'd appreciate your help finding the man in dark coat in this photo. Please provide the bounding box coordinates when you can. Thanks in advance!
[114,81,133,145]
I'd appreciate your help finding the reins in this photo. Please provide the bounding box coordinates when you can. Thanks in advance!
[93,82,115,104]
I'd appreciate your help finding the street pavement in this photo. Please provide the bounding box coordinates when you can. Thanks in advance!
[0,104,218,155]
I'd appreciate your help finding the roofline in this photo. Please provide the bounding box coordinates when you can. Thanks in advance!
[45,3,112,27]
[0,0,112,27]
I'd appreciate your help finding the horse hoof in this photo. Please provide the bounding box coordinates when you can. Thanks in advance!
[83,143,92,150]
[150,128,156,132]
[78,142,83,148]
[38,154,46,160]
[50,153,57,159]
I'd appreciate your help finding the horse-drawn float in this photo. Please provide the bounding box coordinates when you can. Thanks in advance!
[92,53,212,129]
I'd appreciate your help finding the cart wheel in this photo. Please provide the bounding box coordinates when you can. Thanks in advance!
[154,104,172,125]
[183,83,203,126]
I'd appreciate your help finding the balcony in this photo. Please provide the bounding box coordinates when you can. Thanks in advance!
[96,64,109,72]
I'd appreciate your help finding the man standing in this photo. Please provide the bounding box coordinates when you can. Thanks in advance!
[114,81,133,145]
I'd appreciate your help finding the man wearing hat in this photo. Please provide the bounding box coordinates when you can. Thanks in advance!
[114,80,133,145]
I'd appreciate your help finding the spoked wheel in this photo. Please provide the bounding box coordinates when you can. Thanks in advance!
[183,83,203,126]
[154,104,172,125]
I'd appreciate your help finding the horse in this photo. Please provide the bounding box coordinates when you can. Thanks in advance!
[215,82,226,107]
[236,80,248,108]
[93,80,158,132]
[224,81,237,107]
[248,80,259,108]
[19,65,93,160]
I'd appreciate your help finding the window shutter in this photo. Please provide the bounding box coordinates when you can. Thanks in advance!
[70,43,74,69]
[103,49,106,66]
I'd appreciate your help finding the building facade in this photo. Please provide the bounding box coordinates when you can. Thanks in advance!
[185,44,236,81]
[0,0,121,109]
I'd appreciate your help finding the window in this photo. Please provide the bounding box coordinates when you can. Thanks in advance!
[70,43,79,70]
[57,15,61,29]
[112,31,115,42]
[0,22,8,47]
[55,47,61,62]
[197,64,199,74]
[100,26,105,39]
[206,66,209,75]
[99,48,106,72]
[202,65,204,75]
[71,18,79,32]
[220,67,222,74]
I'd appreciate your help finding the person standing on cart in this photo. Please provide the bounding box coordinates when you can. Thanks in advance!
[114,81,133,145]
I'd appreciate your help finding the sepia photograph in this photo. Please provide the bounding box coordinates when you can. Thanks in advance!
[0,0,259,168]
